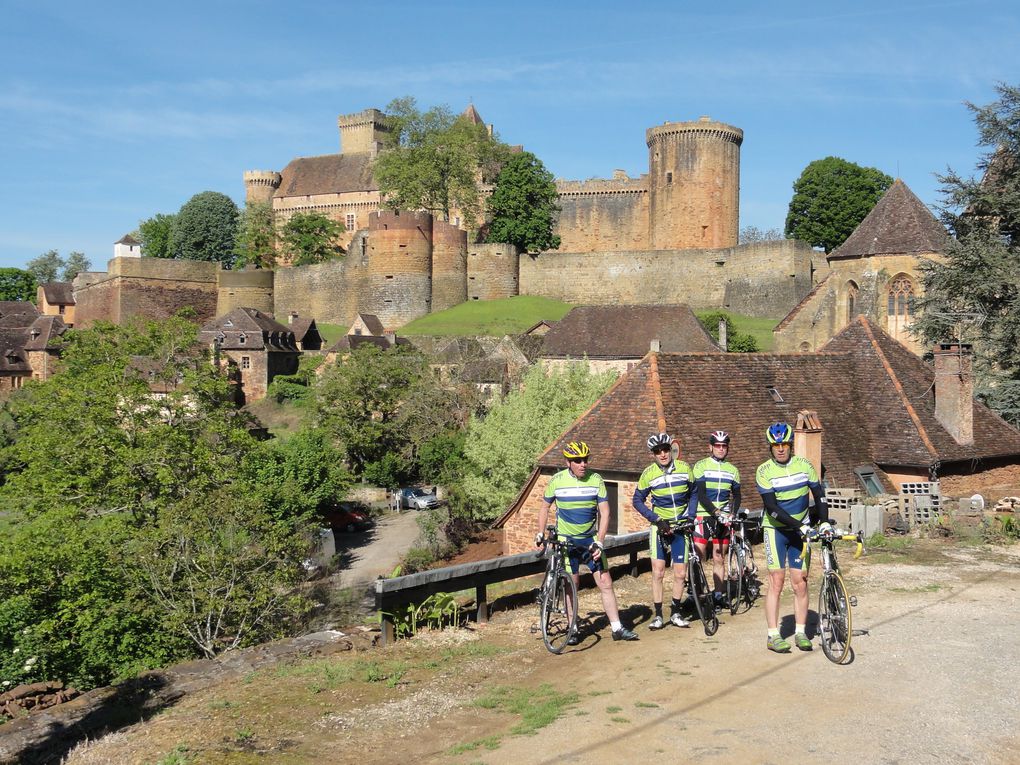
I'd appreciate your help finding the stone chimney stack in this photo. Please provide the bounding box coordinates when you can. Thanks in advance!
[794,410,823,479]
[650,339,661,352]
[934,342,974,445]
[718,319,728,352]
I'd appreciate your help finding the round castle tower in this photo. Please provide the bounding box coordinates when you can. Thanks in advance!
[467,244,519,301]
[363,210,433,328]
[646,117,743,250]
[243,170,282,206]
[431,220,468,312]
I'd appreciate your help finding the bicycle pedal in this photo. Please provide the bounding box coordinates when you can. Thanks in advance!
[849,596,858,607]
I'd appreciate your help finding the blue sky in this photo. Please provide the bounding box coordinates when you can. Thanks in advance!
[1,0,1017,270]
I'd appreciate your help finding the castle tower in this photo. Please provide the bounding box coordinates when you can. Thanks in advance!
[243,170,282,205]
[431,220,468,312]
[337,108,391,157]
[646,117,743,250]
[467,243,519,301]
[363,210,433,327]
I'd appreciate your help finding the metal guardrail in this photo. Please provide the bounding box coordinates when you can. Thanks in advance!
[374,530,650,645]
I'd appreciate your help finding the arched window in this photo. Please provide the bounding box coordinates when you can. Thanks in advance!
[846,280,859,324]
[887,276,915,318]
[799,341,811,352]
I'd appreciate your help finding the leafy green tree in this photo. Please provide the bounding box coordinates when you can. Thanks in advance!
[139,213,176,259]
[485,151,561,253]
[785,157,893,252]
[697,311,760,353]
[454,364,617,521]
[0,268,37,302]
[280,211,345,266]
[913,83,1020,424]
[234,201,278,269]
[171,191,240,267]
[61,251,91,281]
[374,97,508,229]
[26,250,62,283]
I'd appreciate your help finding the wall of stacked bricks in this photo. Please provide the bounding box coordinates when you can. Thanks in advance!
[467,243,519,301]
[431,219,468,312]
[518,239,814,318]
[217,269,275,315]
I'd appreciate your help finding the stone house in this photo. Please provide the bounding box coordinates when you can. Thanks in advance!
[284,314,323,351]
[496,316,1020,555]
[773,179,949,354]
[199,307,299,403]
[36,282,75,326]
[538,304,719,375]
[0,303,67,391]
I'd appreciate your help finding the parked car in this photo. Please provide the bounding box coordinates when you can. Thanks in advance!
[320,501,374,533]
[394,487,442,511]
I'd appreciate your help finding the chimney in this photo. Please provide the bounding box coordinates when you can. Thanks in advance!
[650,339,661,352]
[718,319,728,352]
[288,312,298,325]
[794,410,823,478]
[934,342,973,445]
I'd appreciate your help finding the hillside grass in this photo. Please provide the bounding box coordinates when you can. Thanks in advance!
[314,322,347,347]
[399,296,573,336]
[720,313,781,352]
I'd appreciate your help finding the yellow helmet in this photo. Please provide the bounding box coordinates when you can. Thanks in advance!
[562,441,591,460]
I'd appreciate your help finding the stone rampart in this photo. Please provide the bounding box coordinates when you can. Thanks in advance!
[431,220,468,312]
[274,258,362,326]
[467,243,519,301]
[217,269,275,315]
[519,239,814,318]
[554,178,649,252]
[363,211,433,327]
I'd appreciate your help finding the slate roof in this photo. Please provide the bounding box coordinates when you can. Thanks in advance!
[352,314,386,336]
[0,302,40,327]
[40,282,74,305]
[288,317,319,340]
[200,308,298,352]
[115,234,141,246]
[275,153,377,198]
[829,179,950,260]
[326,334,410,354]
[23,316,67,351]
[532,317,1020,504]
[540,305,718,359]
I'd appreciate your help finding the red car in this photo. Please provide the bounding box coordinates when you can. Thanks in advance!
[321,503,373,533]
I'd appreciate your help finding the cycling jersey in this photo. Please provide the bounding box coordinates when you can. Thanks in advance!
[544,468,607,539]
[755,455,821,530]
[692,457,741,516]
[631,459,696,523]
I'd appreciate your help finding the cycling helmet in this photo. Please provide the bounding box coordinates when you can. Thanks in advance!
[708,430,730,445]
[766,422,794,445]
[562,441,591,460]
[646,432,673,452]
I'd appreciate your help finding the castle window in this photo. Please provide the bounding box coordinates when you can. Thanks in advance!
[58,305,65,315]
[241,356,251,370]
[346,214,356,230]
[887,276,915,317]
[386,275,394,279]
[666,172,673,184]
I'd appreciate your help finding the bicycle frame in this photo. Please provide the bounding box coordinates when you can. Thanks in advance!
[812,529,863,664]
[670,520,719,636]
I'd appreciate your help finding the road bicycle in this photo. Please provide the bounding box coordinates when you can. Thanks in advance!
[536,524,579,654]
[811,527,863,664]
[672,519,719,636]
[723,511,761,616]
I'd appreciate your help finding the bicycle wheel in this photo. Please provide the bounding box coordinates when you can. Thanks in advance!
[726,544,743,616]
[688,557,719,636]
[742,542,761,606]
[541,568,578,653]
[818,572,853,664]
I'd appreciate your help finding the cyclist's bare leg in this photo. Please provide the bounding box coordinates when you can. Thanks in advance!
[671,562,688,601]
[765,568,787,629]
[594,569,622,624]
[650,558,666,603]
[789,567,809,626]
[712,541,728,592]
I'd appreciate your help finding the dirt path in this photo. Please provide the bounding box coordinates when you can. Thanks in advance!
[62,542,1020,765]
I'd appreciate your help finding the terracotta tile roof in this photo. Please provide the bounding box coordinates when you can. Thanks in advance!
[275,153,376,198]
[540,305,718,358]
[536,317,1020,500]
[40,282,74,305]
[829,179,950,260]
[462,104,485,125]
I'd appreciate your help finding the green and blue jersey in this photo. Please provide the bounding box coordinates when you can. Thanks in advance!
[544,468,607,539]
[755,456,820,529]
[692,457,741,516]
[631,459,696,523]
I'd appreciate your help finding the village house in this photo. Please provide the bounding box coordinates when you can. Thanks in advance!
[496,317,1020,554]
[0,302,67,391]
[36,282,75,326]
[319,313,411,370]
[284,313,324,351]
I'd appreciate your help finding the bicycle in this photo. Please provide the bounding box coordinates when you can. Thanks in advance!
[536,524,579,654]
[810,527,863,664]
[723,511,761,616]
[672,519,719,636]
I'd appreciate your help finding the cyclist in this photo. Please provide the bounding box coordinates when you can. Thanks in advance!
[693,430,742,609]
[535,441,638,644]
[755,422,829,653]
[632,432,696,629]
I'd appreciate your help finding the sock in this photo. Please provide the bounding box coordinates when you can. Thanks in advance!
[653,602,663,618]
[671,598,683,613]
[768,628,780,638]
[796,623,806,635]
[610,620,623,632]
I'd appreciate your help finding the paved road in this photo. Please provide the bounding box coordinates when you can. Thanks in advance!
[331,509,423,591]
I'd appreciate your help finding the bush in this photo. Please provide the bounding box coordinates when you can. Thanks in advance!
[266,374,311,404]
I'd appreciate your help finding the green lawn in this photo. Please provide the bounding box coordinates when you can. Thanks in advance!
[314,322,348,347]
[727,313,781,352]
[400,296,574,336]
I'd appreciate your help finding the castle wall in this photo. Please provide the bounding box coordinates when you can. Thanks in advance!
[554,178,649,253]
[519,240,814,318]
[431,220,468,312]
[467,243,519,301]
[273,189,381,257]
[217,269,275,315]
[361,211,433,328]
[273,258,362,327]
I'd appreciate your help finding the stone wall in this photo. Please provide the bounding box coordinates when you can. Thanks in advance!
[431,220,468,312]
[554,178,649,253]
[467,243,519,301]
[217,269,275,315]
[362,211,433,327]
[519,239,814,318]
[274,258,361,327]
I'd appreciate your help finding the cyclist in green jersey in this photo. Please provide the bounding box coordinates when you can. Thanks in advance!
[755,422,830,653]
[693,430,742,609]
[536,441,638,644]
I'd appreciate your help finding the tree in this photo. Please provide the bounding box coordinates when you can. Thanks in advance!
[280,211,345,267]
[0,268,37,302]
[171,192,240,267]
[374,97,508,229]
[738,225,785,244]
[139,213,176,259]
[234,201,278,269]
[61,251,91,281]
[453,364,617,521]
[26,250,62,283]
[913,83,1020,424]
[485,151,561,253]
[784,157,893,252]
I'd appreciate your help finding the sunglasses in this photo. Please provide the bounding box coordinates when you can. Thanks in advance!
[568,457,589,463]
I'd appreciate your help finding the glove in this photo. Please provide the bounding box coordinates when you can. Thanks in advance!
[799,524,817,540]
[534,532,545,548]
[717,510,733,526]
[818,522,833,537]
[655,519,672,537]
[588,540,604,561]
